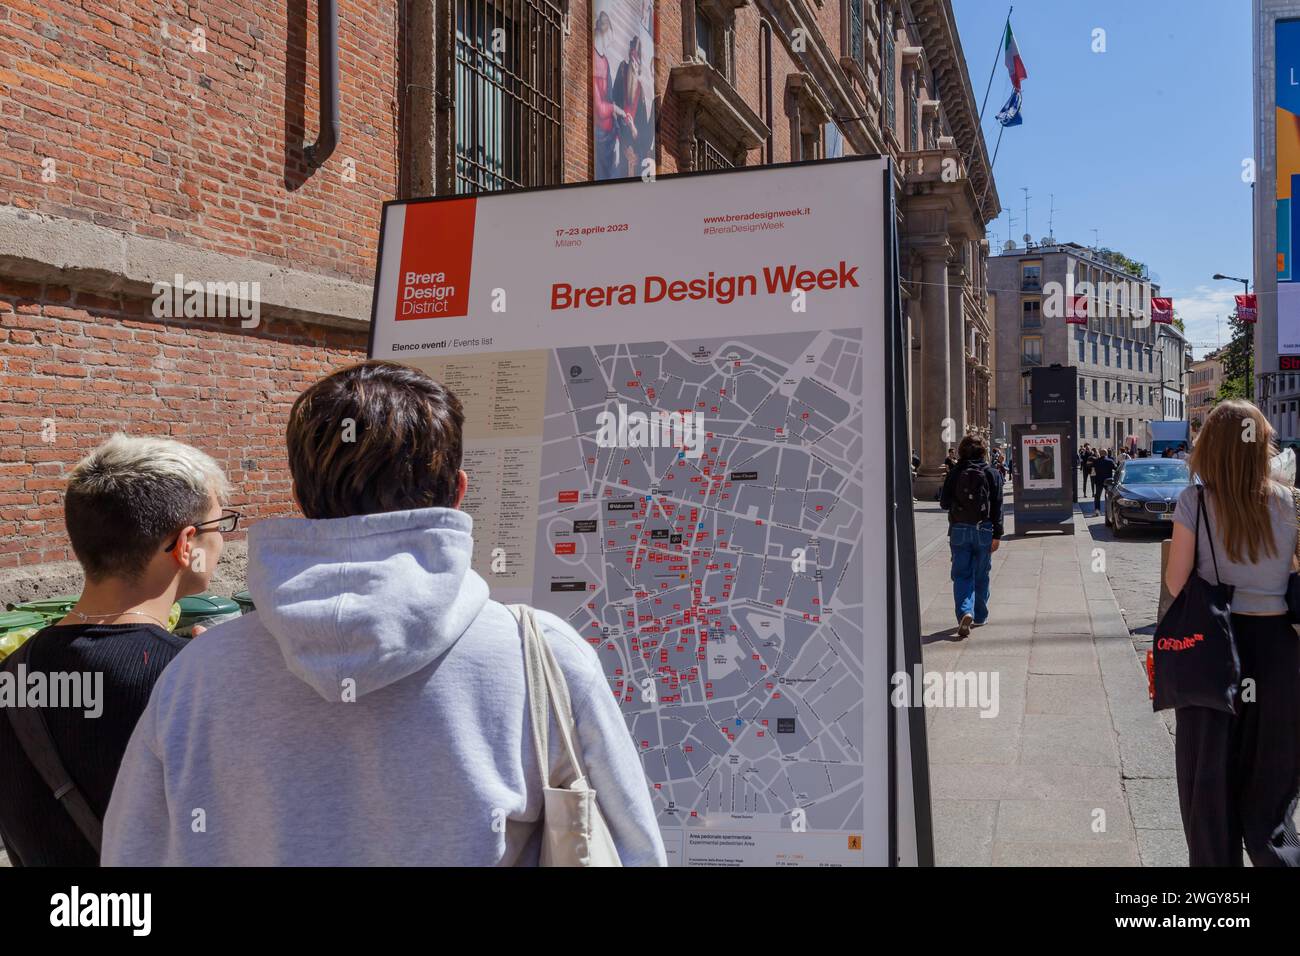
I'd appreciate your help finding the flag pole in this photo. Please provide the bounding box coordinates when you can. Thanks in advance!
[978,124,1005,222]
[978,5,1013,124]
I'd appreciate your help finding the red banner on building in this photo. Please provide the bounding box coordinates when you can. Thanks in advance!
[1150,297,1174,324]
[1066,294,1088,324]
[1235,293,1258,322]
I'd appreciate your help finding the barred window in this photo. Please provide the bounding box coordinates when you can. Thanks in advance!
[849,0,865,65]
[759,21,773,164]
[696,133,734,171]
[454,0,562,194]
[881,4,896,133]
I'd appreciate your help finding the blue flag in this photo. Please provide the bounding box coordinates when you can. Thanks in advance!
[996,89,1023,127]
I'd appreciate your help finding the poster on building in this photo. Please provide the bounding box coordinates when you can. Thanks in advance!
[368,158,929,866]
[592,0,655,181]
[1021,434,1061,490]
[1277,19,1300,353]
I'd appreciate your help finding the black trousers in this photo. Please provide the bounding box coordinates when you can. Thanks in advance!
[1175,614,1300,866]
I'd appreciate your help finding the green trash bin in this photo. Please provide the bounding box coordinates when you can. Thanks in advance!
[8,593,79,624]
[232,590,255,615]
[175,593,242,637]
[0,609,49,662]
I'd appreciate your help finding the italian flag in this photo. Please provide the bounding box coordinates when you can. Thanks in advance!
[1004,22,1027,91]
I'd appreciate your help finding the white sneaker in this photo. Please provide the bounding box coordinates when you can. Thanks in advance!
[957,614,973,639]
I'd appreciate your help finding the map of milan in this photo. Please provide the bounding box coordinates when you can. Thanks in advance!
[533,328,867,844]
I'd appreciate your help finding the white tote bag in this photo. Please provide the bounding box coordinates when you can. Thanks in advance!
[509,605,622,867]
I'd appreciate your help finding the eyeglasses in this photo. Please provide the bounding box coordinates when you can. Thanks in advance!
[164,510,243,553]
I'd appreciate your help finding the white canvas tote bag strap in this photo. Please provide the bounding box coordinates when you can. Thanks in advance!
[509,604,585,785]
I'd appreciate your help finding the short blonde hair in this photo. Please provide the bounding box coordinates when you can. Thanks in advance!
[65,434,228,581]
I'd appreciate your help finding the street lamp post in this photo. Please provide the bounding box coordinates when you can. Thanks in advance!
[1211,272,1259,404]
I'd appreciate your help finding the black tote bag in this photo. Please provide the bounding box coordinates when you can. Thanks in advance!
[1152,487,1240,714]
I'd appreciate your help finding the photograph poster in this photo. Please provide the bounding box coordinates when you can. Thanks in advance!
[592,0,655,180]
[1022,434,1062,490]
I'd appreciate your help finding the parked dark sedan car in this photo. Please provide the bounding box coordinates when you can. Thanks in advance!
[1104,458,1191,536]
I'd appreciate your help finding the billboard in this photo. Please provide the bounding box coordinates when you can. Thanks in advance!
[593,0,655,180]
[1030,365,1077,502]
[369,158,929,866]
[1277,19,1300,353]
[1011,422,1074,533]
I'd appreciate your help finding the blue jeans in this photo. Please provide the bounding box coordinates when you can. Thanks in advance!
[949,522,994,624]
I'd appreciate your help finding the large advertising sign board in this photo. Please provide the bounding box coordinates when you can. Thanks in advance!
[1011,422,1075,534]
[1276,19,1300,354]
[1030,365,1078,502]
[369,158,927,866]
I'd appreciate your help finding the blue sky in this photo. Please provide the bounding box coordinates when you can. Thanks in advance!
[952,0,1253,358]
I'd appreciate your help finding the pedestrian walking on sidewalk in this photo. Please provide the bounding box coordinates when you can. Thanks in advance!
[939,435,1004,639]
[1164,400,1300,867]
[1080,444,1096,496]
[1090,448,1115,516]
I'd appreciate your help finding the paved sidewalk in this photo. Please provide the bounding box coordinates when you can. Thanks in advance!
[914,498,1186,866]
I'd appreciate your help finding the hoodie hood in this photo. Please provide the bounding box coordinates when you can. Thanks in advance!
[247,507,489,701]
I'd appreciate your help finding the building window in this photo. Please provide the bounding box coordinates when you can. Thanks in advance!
[1093,415,1098,437]
[1079,378,1087,399]
[1092,379,1098,401]
[1080,415,1086,436]
[908,71,920,150]
[881,4,896,134]
[759,22,773,164]
[848,0,865,66]
[1091,337,1098,364]
[1127,343,1133,370]
[1021,261,1042,291]
[1105,418,1111,438]
[1021,335,1042,366]
[1021,298,1042,328]
[696,9,717,67]
[695,133,734,170]
[1022,376,1032,406]
[1105,381,1111,402]
[1077,333,1085,363]
[1104,340,1111,367]
[454,0,562,194]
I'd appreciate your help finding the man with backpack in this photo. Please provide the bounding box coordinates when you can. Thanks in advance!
[939,435,1005,639]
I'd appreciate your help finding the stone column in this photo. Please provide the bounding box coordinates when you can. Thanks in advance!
[915,245,952,497]
[948,271,967,443]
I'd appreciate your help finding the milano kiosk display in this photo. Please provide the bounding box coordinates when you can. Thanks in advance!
[367,158,930,866]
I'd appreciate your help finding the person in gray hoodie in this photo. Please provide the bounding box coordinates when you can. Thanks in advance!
[102,361,667,866]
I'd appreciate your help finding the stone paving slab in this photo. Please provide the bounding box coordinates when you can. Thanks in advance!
[913,499,1181,866]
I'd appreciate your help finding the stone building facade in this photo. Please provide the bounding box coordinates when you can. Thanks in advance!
[0,0,995,594]
[989,242,1165,452]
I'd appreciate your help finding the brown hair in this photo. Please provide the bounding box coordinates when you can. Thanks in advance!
[957,435,986,461]
[1187,399,1278,564]
[287,361,464,519]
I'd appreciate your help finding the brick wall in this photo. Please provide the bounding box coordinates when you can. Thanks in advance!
[0,0,398,283]
[0,0,871,592]
[0,279,366,571]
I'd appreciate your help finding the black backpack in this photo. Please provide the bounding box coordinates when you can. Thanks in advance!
[950,460,990,525]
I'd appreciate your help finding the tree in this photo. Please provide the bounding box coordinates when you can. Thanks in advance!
[1215,307,1254,404]
[1096,247,1148,279]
